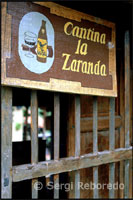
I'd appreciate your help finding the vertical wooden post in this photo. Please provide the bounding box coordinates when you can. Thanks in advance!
[31,90,38,199]
[129,69,133,198]
[67,94,75,199]
[124,30,130,198]
[93,96,99,198]
[109,97,115,198]
[119,56,125,198]
[75,95,80,199]
[54,93,60,199]
[1,87,12,198]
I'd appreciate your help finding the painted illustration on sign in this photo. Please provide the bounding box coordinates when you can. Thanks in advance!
[18,12,54,74]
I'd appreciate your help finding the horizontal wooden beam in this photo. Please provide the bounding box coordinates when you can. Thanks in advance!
[47,116,122,132]
[81,116,121,132]
[12,147,132,182]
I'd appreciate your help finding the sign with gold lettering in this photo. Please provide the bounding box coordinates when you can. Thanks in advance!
[2,2,117,97]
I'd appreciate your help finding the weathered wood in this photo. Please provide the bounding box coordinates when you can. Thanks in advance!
[75,94,120,199]
[124,159,130,198]
[75,95,80,157]
[75,95,80,198]
[93,96,98,153]
[120,161,124,198]
[31,90,38,199]
[54,93,60,198]
[109,163,115,197]
[124,31,130,149]
[124,30,130,198]
[75,170,80,199]
[34,2,115,27]
[54,93,60,160]
[81,94,119,119]
[2,2,117,97]
[12,147,132,182]
[93,96,99,198]
[1,2,7,61]
[119,54,125,198]
[81,116,121,133]
[1,2,12,83]
[1,87,12,198]
[109,98,115,151]
[129,70,133,198]
[67,95,75,198]
[93,167,98,198]
[54,174,59,199]
[129,160,132,198]
[109,98,115,198]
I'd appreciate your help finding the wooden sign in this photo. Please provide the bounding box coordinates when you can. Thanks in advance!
[2,2,117,97]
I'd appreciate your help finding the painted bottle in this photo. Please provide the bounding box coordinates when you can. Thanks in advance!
[37,20,47,63]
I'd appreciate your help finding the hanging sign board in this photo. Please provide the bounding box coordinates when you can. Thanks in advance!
[2,2,117,97]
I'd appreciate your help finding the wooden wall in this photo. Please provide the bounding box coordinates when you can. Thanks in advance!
[66,41,132,198]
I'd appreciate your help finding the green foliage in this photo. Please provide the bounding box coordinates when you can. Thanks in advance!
[15,123,21,131]
[46,137,51,147]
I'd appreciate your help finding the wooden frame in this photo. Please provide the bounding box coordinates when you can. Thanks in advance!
[12,147,132,182]
[124,31,130,198]
[1,87,12,198]
[1,86,132,198]
[2,2,117,97]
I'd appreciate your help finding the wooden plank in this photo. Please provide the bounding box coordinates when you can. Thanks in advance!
[81,116,122,133]
[93,167,98,198]
[1,2,7,61]
[67,94,75,199]
[2,77,117,97]
[34,2,115,28]
[93,97,98,153]
[1,3,12,82]
[129,160,133,198]
[124,31,130,149]
[109,98,115,151]
[119,53,125,198]
[124,160,130,198]
[93,96,98,198]
[31,90,38,199]
[54,93,60,199]
[54,93,60,160]
[124,30,130,198]
[75,95,80,198]
[129,70,133,197]
[1,87,12,198]
[109,98,115,198]
[75,95,80,157]
[12,147,132,182]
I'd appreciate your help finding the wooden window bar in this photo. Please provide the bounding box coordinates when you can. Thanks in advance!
[109,97,115,198]
[124,30,130,198]
[31,90,38,199]
[1,87,12,198]
[54,93,60,198]
[75,95,80,198]
[93,96,98,198]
